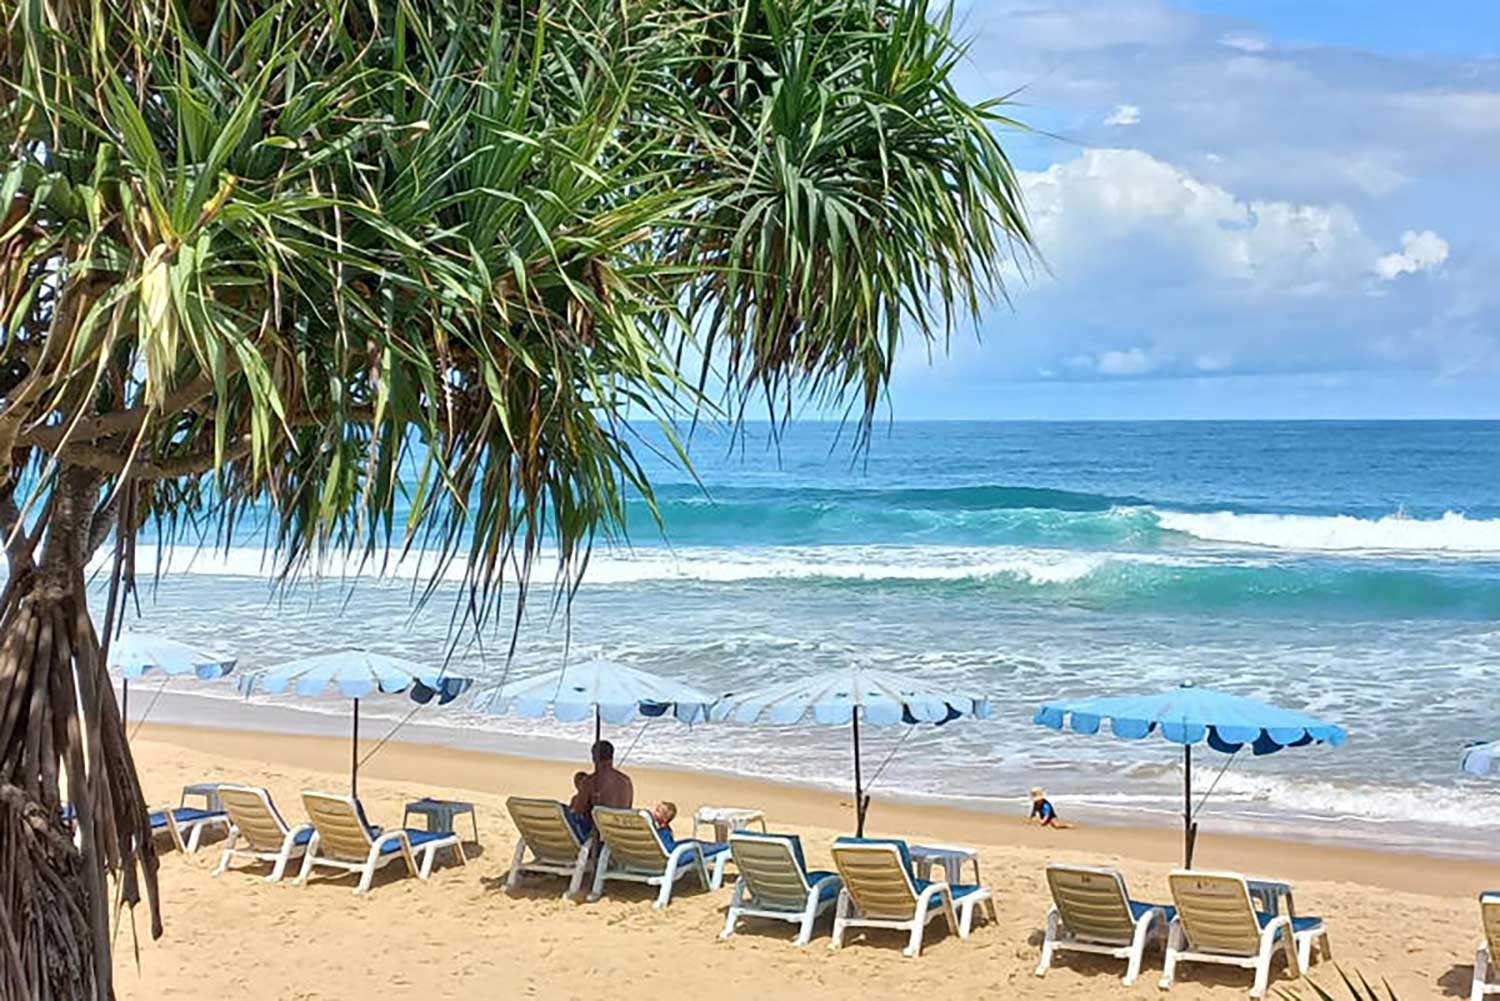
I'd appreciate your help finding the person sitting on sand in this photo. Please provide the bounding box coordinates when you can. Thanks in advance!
[1029,786,1071,829]
[588,739,634,810]
[565,771,594,839]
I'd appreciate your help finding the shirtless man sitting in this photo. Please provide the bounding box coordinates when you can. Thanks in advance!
[587,739,633,811]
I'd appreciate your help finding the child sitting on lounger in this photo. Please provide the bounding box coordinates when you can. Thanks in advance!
[652,801,677,835]
[1029,787,1072,829]
[566,771,595,839]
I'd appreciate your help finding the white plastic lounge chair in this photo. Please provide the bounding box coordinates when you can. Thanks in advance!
[1471,893,1500,1000]
[504,796,595,897]
[1034,863,1172,985]
[212,785,315,883]
[293,791,466,896]
[828,837,991,958]
[149,804,230,854]
[720,832,842,946]
[586,806,729,909]
[1161,870,1331,998]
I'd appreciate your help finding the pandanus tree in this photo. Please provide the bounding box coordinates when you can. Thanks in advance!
[0,0,1032,995]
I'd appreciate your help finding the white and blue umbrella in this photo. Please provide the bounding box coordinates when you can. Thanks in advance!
[1463,741,1500,777]
[1035,681,1346,865]
[712,667,993,835]
[106,630,236,720]
[473,659,716,741]
[238,650,472,795]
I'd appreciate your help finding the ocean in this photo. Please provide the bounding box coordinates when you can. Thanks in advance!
[107,420,1500,856]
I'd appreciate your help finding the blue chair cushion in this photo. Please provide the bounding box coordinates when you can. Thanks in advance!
[150,807,223,828]
[1129,900,1175,923]
[806,871,840,902]
[291,827,316,847]
[913,879,982,901]
[1255,912,1322,938]
[834,836,914,878]
[376,829,452,854]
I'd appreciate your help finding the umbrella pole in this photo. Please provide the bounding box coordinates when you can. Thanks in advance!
[852,712,865,837]
[594,705,601,745]
[351,698,360,799]
[1183,743,1196,868]
[121,679,129,725]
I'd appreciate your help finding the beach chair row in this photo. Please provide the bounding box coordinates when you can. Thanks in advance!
[158,785,467,895]
[505,796,1342,997]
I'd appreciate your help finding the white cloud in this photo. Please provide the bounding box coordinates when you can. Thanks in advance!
[1375,230,1450,280]
[1104,104,1141,126]
[1219,33,1267,53]
[1095,347,1157,375]
[1020,148,1379,293]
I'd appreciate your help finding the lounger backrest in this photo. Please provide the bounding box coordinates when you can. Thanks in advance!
[831,840,917,920]
[1482,894,1500,960]
[1168,870,1261,957]
[302,791,374,862]
[592,807,667,872]
[507,797,583,864]
[1046,864,1136,945]
[730,834,809,910]
[218,785,288,852]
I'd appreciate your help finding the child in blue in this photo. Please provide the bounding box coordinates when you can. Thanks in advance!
[1029,787,1070,828]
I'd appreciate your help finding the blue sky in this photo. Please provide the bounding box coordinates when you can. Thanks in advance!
[886,1,1500,418]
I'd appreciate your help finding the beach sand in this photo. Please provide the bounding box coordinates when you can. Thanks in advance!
[114,723,1493,1000]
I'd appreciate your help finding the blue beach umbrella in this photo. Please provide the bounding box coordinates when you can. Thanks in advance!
[1463,741,1500,777]
[238,650,472,796]
[473,659,716,742]
[106,630,236,721]
[712,667,993,836]
[1034,682,1345,866]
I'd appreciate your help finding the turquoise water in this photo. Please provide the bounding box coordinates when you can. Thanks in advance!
[114,421,1500,854]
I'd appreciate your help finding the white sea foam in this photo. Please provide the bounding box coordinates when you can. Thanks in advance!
[1156,508,1500,554]
[110,542,1158,587]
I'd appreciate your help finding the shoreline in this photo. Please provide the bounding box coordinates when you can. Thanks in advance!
[132,687,1493,864]
[132,716,1500,898]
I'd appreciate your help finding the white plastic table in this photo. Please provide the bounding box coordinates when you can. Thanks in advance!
[403,798,479,842]
[908,842,982,885]
[179,783,223,812]
[692,806,767,842]
[1247,878,1297,918]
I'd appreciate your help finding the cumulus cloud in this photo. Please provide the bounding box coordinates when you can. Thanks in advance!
[1375,230,1450,280]
[1104,104,1141,126]
[1020,148,1383,293]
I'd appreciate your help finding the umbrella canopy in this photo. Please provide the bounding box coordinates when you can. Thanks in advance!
[473,659,716,739]
[238,650,472,795]
[1034,682,1345,865]
[1463,741,1500,777]
[108,631,236,681]
[713,667,992,835]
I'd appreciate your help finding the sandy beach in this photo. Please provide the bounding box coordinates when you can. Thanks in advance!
[113,722,1495,1001]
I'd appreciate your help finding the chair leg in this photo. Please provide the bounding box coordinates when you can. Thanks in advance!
[266,852,290,884]
[1158,919,1184,990]
[355,846,383,896]
[957,897,976,939]
[1252,925,1286,999]
[829,890,851,952]
[1124,910,1157,987]
[292,835,319,886]
[794,887,818,947]
[587,846,612,902]
[709,850,728,891]
[1474,944,1491,1001]
[417,844,437,880]
[720,880,746,940]
[1035,908,1061,977]
[506,840,527,891]
[566,840,591,899]
[905,893,936,958]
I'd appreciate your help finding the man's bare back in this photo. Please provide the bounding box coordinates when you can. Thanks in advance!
[588,740,633,810]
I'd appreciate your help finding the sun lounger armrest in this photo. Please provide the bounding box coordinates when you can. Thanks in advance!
[372,829,411,854]
[1259,913,1291,946]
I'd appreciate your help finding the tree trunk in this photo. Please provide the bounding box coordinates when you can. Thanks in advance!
[0,465,160,1000]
